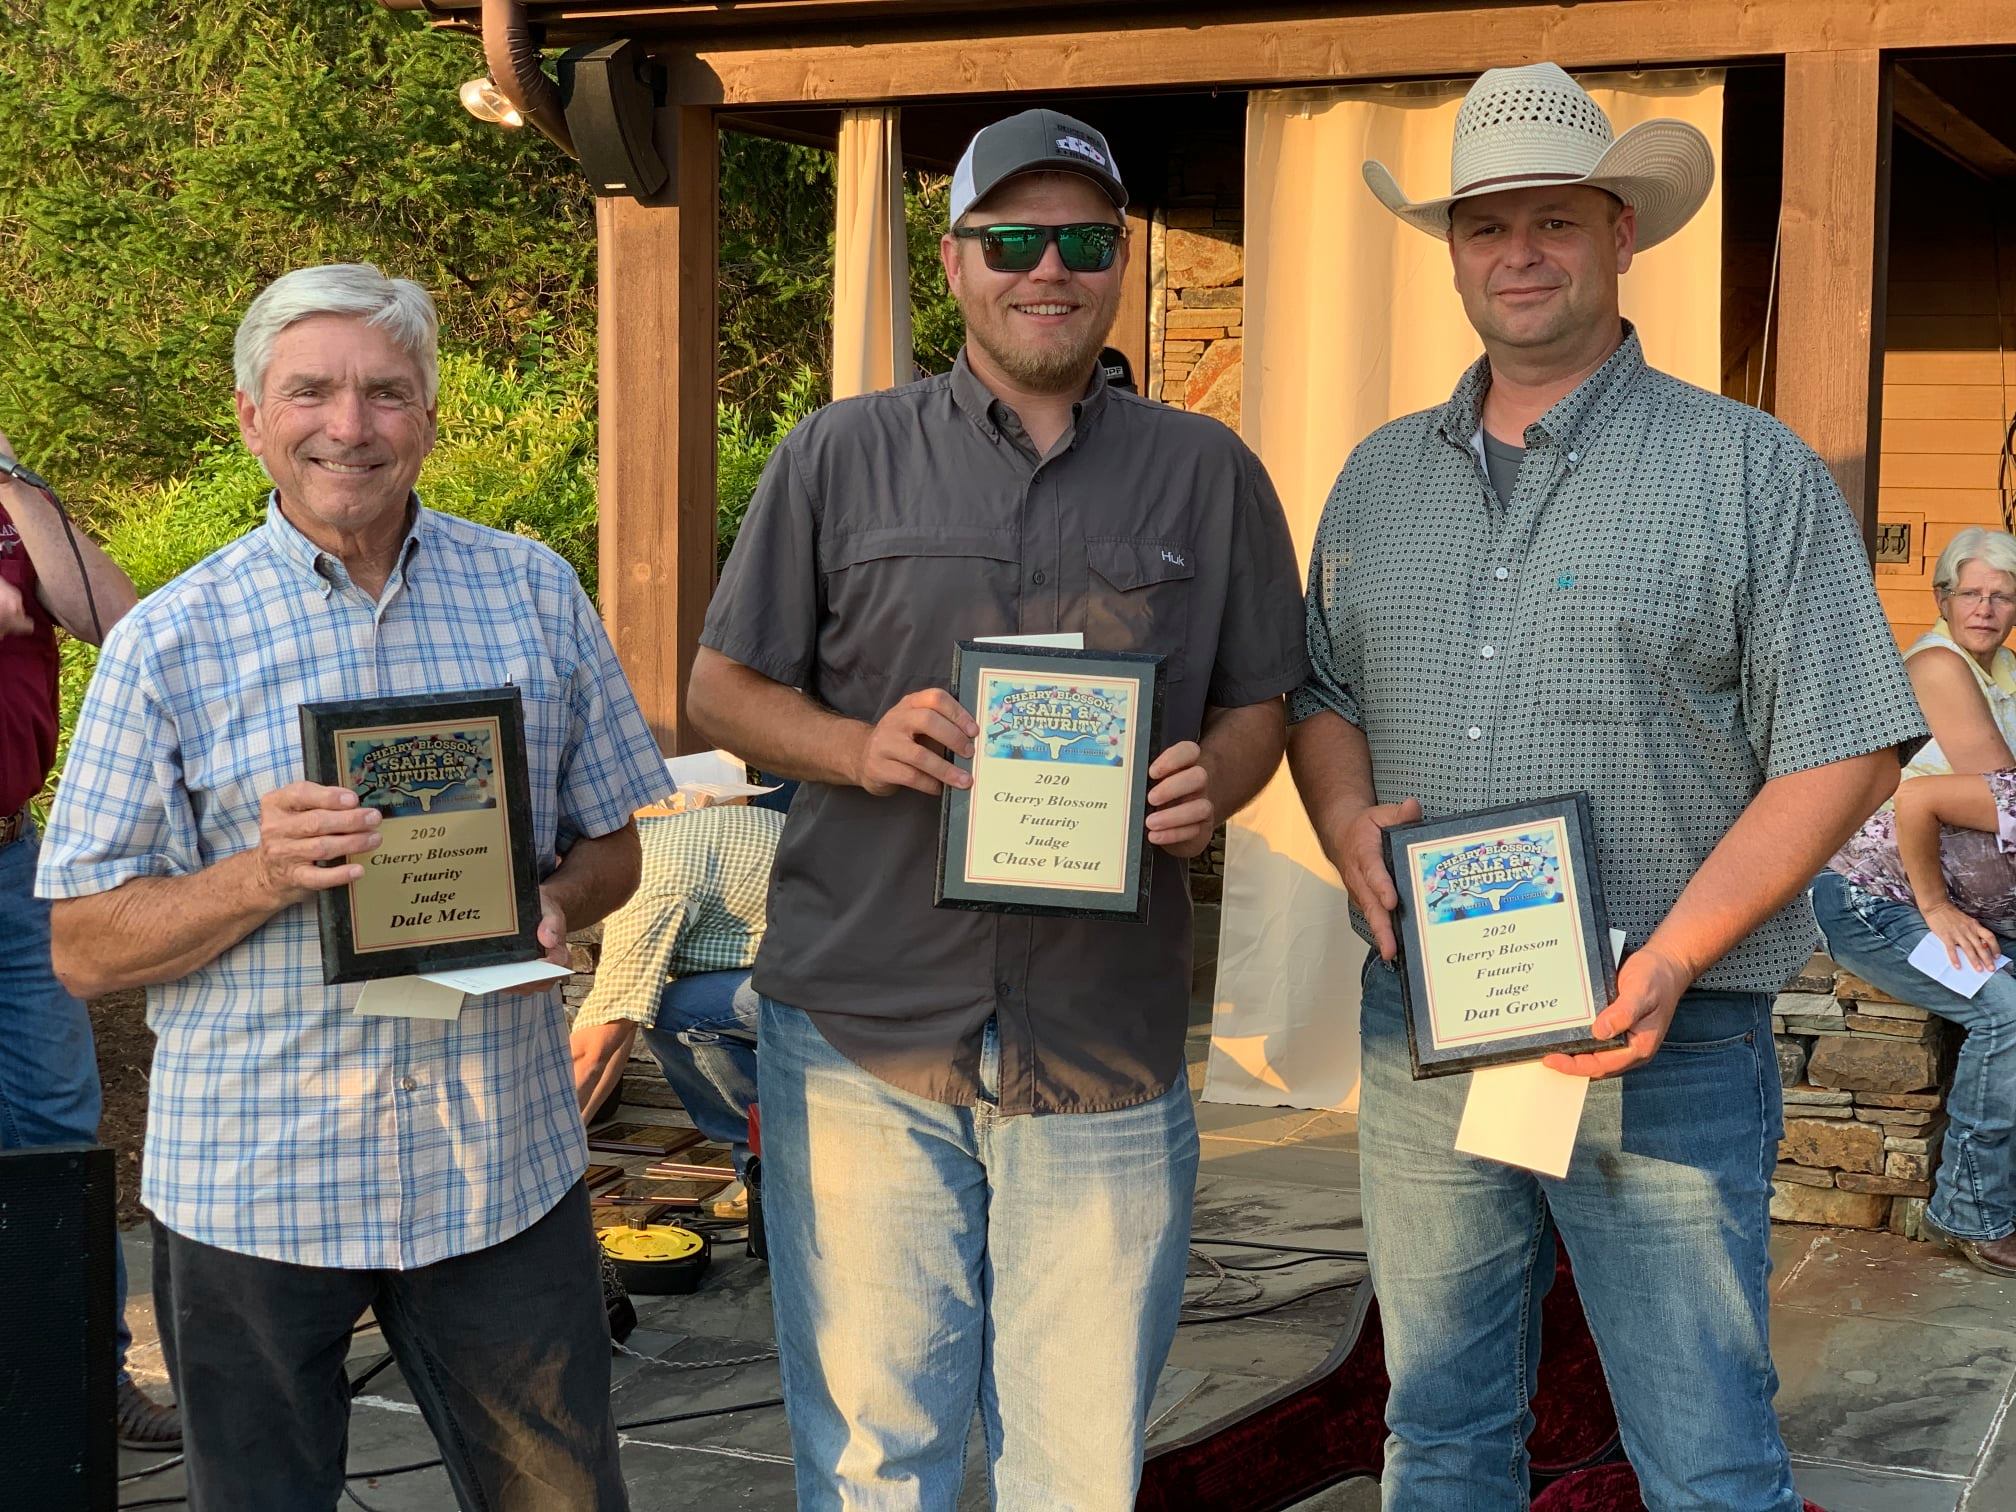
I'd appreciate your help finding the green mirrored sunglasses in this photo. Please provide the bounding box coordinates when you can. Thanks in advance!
[953,222,1124,273]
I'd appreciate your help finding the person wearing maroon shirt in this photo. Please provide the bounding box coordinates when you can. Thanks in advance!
[0,428,170,1447]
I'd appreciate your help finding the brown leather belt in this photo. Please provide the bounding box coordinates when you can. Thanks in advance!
[0,806,31,846]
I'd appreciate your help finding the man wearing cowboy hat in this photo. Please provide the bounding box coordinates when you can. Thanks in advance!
[1290,63,1922,1507]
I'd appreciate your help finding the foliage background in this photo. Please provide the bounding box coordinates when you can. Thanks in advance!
[0,0,961,795]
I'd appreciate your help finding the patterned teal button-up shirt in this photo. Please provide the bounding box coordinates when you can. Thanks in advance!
[1292,326,1925,991]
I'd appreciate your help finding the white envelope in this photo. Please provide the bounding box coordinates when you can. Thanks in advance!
[1451,928,1627,1177]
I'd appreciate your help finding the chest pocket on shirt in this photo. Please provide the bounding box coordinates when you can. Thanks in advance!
[821,527,1021,688]
[1534,588,1724,724]
[1086,538,1193,684]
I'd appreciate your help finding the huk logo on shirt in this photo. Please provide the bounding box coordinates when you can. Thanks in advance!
[1055,135,1108,167]
[1161,548,1187,567]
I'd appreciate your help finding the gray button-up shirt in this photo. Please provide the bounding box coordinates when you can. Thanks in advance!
[1292,326,1925,992]
[703,354,1306,1113]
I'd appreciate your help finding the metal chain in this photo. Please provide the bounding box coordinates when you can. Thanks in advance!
[611,1339,780,1371]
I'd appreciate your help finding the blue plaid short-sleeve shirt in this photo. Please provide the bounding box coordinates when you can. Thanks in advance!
[38,499,666,1268]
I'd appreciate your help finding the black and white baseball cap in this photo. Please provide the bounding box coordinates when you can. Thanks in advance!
[949,109,1128,225]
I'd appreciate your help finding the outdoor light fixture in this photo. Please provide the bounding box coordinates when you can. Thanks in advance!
[458,76,525,128]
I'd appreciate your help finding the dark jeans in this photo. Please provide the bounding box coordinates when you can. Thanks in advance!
[154,1182,628,1511]
[639,970,760,1176]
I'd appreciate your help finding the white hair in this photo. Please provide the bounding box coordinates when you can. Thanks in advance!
[1933,526,2016,595]
[233,263,439,406]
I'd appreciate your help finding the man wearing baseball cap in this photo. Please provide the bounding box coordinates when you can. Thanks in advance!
[1290,64,1920,1506]
[689,108,1305,1507]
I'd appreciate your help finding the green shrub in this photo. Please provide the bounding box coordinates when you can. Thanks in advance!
[44,352,600,805]
[716,365,824,567]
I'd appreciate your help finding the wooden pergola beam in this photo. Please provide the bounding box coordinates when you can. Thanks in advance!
[1893,65,2016,180]
[655,1,2016,107]
[596,104,719,753]
[1774,50,1892,544]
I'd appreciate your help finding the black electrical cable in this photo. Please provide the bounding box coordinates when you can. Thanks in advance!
[121,1337,396,1491]
[1212,1252,1356,1274]
[1191,1234,1368,1260]
[5,467,105,645]
[120,1394,791,1508]
[116,1454,185,1485]
[342,1396,789,1483]
[347,1350,398,1397]
[1178,1279,1363,1327]
[125,1238,1346,1505]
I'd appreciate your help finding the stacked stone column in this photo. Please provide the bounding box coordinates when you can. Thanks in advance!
[1771,955,1958,1236]
[1153,208,1243,428]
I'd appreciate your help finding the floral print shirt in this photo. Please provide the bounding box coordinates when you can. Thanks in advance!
[1829,769,2016,931]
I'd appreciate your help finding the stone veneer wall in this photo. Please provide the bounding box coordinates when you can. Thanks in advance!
[1772,954,1959,1238]
[1153,204,1245,428]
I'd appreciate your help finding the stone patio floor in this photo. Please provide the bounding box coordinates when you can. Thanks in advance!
[114,906,2016,1510]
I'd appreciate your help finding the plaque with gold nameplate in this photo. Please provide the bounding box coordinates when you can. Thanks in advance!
[300,687,543,984]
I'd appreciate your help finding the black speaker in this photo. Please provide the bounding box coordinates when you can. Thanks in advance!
[0,1144,118,1510]
[558,39,669,198]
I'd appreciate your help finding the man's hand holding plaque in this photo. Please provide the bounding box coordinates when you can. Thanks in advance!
[251,781,383,903]
[1382,794,1625,1078]
[936,643,1165,922]
[857,688,978,798]
[299,687,545,984]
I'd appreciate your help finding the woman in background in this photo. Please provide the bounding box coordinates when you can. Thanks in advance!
[1812,527,2016,1276]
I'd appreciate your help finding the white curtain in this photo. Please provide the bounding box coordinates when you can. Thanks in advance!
[833,107,914,397]
[1208,70,1726,1111]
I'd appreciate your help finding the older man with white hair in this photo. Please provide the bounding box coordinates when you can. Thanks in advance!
[38,263,665,1510]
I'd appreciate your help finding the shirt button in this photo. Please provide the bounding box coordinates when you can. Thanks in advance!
[995,979,1011,997]
[1031,569,1046,586]
[399,1075,417,1092]
[1466,726,1483,741]
[1480,646,1495,659]
[1567,450,1581,464]
[1494,566,1509,580]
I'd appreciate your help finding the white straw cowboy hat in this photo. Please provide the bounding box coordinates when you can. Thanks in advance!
[1363,63,1715,250]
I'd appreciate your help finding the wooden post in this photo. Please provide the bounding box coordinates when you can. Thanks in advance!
[1775,50,1892,544]
[596,105,719,754]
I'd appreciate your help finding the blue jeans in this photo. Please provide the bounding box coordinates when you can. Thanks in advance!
[1358,957,1795,1511]
[1811,870,2016,1242]
[639,970,760,1176]
[757,996,1198,1511]
[0,827,130,1370]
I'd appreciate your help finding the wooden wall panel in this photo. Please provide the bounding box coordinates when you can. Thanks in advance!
[1874,130,2012,648]
[1883,386,2009,420]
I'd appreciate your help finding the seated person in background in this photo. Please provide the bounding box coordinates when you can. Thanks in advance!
[1813,525,2016,1278]
[1814,768,2016,1276]
[569,775,784,1178]
[1893,527,2016,782]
